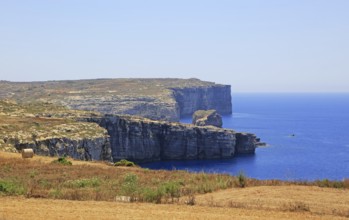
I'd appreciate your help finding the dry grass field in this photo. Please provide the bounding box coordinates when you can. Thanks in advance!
[1,151,348,219]
[2,196,347,220]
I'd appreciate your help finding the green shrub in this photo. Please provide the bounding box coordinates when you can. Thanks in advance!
[52,156,72,166]
[161,181,181,202]
[0,179,25,195]
[316,179,344,188]
[142,187,165,203]
[114,159,136,167]
[49,188,62,198]
[120,173,139,200]
[237,171,246,188]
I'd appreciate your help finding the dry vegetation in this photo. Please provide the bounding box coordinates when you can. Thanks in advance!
[0,100,106,152]
[0,78,216,102]
[0,78,223,121]
[1,151,349,219]
[0,152,238,203]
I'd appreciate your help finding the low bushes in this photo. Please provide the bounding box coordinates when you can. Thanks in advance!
[52,156,72,166]
[114,159,136,167]
[1,156,348,205]
[0,179,25,195]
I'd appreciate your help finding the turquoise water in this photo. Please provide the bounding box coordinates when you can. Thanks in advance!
[142,93,349,180]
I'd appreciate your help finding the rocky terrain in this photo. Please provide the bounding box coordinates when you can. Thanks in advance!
[0,100,112,161]
[0,78,232,121]
[0,78,260,162]
[192,109,223,127]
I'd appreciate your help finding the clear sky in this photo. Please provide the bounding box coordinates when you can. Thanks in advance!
[0,1,348,92]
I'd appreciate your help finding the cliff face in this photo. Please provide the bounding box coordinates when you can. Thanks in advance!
[235,133,258,154]
[62,95,180,122]
[0,78,232,121]
[89,115,258,162]
[11,137,112,161]
[171,85,232,117]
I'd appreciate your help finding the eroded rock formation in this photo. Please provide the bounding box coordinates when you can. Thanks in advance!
[192,110,223,128]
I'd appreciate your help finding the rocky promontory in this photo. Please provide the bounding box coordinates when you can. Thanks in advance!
[0,78,232,121]
[0,78,261,163]
[0,99,259,162]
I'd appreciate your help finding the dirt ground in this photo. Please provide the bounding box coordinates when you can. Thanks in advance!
[1,196,347,220]
[194,185,349,217]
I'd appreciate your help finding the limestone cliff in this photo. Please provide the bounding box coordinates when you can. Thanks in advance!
[0,78,232,121]
[235,133,260,154]
[88,115,258,162]
[0,79,261,163]
[9,137,112,161]
[0,100,258,162]
[171,85,232,117]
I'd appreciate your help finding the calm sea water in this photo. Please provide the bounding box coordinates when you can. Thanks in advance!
[142,93,349,181]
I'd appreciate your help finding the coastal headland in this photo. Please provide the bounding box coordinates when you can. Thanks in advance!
[0,78,259,162]
[0,78,232,121]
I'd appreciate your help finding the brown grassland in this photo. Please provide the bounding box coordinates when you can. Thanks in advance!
[1,151,349,220]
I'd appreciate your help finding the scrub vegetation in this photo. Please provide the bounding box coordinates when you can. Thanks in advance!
[0,152,348,204]
[1,152,349,219]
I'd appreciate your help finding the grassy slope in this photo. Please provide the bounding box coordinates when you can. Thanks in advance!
[0,151,348,220]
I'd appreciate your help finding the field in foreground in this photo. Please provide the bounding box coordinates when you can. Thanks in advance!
[1,151,348,219]
[2,195,348,220]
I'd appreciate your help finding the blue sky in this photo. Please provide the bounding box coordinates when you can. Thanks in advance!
[0,0,348,92]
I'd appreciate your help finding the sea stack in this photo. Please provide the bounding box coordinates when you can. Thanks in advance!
[192,109,223,128]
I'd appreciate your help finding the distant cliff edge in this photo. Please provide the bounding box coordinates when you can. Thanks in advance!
[0,78,232,121]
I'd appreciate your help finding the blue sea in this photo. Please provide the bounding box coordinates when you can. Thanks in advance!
[142,93,349,181]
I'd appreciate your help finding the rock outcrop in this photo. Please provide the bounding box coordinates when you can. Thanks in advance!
[88,115,258,162]
[192,110,223,127]
[235,133,258,154]
[12,137,112,161]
